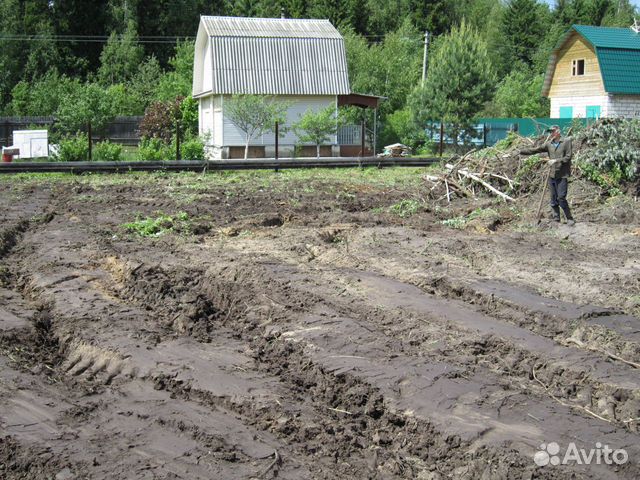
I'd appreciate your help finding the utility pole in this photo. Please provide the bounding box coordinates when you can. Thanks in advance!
[421,31,430,87]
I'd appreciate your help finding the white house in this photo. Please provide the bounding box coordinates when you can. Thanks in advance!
[542,24,640,119]
[193,15,381,159]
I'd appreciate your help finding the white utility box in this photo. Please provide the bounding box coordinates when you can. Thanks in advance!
[13,130,49,159]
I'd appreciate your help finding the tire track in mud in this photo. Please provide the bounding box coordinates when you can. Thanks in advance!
[414,274,640,366]
[2,181,639,478]
[99,253,640,479]
[0,216,316,479]
[7,221,540,478]
[346,226,640,366]
[201,227,640,433]
[102,259,539,479]
[280,225,640,417]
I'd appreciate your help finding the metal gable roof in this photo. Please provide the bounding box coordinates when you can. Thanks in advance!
[572,24,640,49]
[543,25,640,97]
[201,16,343,39]
[597,48,640,94]
[198,16,350,96]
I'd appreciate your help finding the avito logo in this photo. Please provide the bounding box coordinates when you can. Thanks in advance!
[535,442,628,467]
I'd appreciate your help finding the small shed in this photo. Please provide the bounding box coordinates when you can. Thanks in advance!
[542,24,640,119]
[193,16,382,159]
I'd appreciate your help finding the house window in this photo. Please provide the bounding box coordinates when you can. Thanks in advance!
[586,105,601,119]
[572,59,585,76]
[559,106,574,119]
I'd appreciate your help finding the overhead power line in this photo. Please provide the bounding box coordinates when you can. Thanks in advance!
[0,35,196,44]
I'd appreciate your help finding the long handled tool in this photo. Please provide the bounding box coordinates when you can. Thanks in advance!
[535,166,552,224]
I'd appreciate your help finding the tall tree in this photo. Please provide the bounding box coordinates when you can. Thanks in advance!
[228,0,258,17]
[602,0,637,26]
[344,20,422,117]
[409,22,496,144]
[52,0,110,75]
[498,0,547,72]
[409,0,459,36]
[281,0,306,18]
[0,0,25,108]
[135,0,224,65]
[97,21,144,85]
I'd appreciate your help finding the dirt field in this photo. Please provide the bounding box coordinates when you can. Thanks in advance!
[0,168,638,479]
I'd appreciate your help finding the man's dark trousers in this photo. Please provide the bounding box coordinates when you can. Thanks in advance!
[549,177,572,221]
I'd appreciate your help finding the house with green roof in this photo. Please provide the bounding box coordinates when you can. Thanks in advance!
[542,24,640,119]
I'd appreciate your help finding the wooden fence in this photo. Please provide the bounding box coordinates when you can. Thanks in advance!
[0,116,143,147]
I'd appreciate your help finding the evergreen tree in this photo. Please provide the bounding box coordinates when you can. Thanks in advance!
[52,0,110,75]
[587,0,614,25]
[229,0,259,17]
[499,0,547,71]
[366,0,410,37]
[602,0,637,26]
[0,0,25,108]
[306,0,345,28]
[409,0,458,36]
[23,20,61,82]
[409,22,496,144]
[97,21,144,85]
[130,56,163,112]
[281,0,306,18]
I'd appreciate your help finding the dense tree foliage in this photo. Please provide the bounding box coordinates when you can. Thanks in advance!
[0,0,638,147]
[409,22,496,143]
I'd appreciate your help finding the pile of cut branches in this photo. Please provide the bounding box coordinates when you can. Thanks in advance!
[423,133,551,203]
[425,119,639,204]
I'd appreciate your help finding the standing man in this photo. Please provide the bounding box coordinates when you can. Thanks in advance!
[519,126,575,225]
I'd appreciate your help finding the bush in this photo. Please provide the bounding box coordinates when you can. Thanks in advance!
[53,136,89,162]
[576,119,640,183]
[93,141,123,162]
[380,107,429,151]
[180,136,205,160]
[139,98,182,144]
[180,96,199,138]
[138,137,171,161]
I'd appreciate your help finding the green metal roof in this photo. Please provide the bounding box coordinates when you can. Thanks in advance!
[572,25,640,49]
[597,48,640,94]
[542,25,640,96]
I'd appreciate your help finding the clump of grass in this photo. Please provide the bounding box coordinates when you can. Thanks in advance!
[441,216,467,229]
[388,199,421,218]
[442,207,499,229]
[123,211,190,237]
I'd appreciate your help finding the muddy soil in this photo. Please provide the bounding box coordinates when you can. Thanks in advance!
[0,170,639,479]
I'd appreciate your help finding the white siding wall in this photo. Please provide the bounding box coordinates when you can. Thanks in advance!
[609,95,640,118]
[192,29,206,96]
[222,95,336,146]
[550,95,611,118]
[213,95,223,145]
[199,96,213,139]
[203,40,213,94]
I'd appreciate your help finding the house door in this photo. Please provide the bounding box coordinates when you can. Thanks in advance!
[586,105,601,119]
[559,106,573,119]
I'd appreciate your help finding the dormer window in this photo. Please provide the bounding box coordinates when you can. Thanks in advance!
[572,59,585,76]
